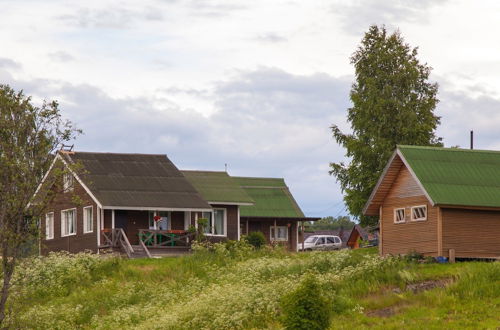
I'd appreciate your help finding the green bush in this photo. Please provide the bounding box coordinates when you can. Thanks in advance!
[280,275,331,330]
[244,231,267,249]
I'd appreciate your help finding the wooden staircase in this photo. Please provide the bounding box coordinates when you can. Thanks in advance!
[100,228,152,258]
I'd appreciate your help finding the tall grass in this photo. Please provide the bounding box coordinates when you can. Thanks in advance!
[5,245,499,329]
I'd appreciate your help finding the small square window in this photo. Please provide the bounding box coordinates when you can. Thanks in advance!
[411,206,427,221]
[394,208,405,223]
[270,226,288,241]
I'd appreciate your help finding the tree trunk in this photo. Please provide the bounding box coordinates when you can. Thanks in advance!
[0,256,15,326]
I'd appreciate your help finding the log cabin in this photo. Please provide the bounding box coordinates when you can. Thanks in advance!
[363,145,500,259]
[36,150,314,257]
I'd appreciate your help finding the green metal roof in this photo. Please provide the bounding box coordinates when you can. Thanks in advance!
[181,170,254,204]
[232,176,305,218]
[399,145,500,208]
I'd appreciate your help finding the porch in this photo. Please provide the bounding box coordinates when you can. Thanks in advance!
[98,209,202,257]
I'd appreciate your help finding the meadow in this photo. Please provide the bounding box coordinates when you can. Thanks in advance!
[5,243,499,329]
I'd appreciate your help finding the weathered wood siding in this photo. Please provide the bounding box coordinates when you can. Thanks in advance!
[41,176,98,255]
[244,218,298,251]
[380,166,438,256]
[442,208,500,258]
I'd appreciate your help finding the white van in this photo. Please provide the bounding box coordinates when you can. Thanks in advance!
[300,235,342,251]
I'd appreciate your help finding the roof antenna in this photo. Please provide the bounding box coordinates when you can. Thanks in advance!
[225,163,228,172]
[60,144,74,152]
[470,130,473,150]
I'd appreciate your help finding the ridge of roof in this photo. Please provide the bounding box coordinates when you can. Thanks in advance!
[398,145,500,155]
[61,150,169,157]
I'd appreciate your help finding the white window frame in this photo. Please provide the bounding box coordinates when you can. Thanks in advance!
[270,226,288,241]
[45,212,54,240]
[61,208,77,237]
[63,172,74,192]
[205,209,227,237]
[411,205,427,222]
[83,206,93,233]
[394,208,406,224]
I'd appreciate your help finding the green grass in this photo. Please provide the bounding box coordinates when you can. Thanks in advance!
[5,247,499,329]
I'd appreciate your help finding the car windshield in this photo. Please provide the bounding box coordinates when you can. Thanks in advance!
[304,236,318,243]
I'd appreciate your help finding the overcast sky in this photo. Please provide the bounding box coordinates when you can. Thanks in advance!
[1,0,500,219]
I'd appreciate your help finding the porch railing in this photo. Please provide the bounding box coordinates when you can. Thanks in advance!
[101,228,135,258]
[138,229,195,248]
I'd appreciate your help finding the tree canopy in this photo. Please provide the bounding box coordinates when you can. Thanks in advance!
[0,84,79,324]
[330,25,442,226]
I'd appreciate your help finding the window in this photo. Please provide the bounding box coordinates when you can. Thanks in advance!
[63,172,74,192]
[45,212,54,240]
[334,237,341,244]
[83,206,93,233]
[394,208,405,223]
[304,236,318,244]
[270,226,288,241]
[202,209,226,236]
[411,205,427,221]
[315,237,325,245]
[61,209,76,236]
[201,211,212,234]
[148,211,169,230]
[327,237,336,244]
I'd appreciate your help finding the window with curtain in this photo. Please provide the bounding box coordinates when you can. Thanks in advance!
[61,209,76,236]
[45,212,54,239]
[83,206,93,233]
[270,226,288,241]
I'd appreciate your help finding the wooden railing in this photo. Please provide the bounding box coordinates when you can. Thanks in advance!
[138,229,195,248]
[101,228,135,258]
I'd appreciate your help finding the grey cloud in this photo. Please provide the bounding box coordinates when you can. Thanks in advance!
[333,0,448,36]
[255,33,287,44]
[187,0,247,18]
[58,6,164,29]
[48,51,75,63]
[0,57,21,69]
[436,88,500,150]
[2,66,352,217]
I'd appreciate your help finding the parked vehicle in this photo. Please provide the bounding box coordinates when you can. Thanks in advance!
[300,235,342,251]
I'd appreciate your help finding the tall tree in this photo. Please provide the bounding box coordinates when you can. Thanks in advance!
[0,85,79,324]
[330,25,442,226]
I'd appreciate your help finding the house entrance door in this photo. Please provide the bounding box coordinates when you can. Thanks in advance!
[115,210,127,232]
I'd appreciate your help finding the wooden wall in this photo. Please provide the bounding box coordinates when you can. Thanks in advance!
[191,205,239,242]
[41,175,98,255]
[243,218,298,251]
[380,166,439,256]
[442,208,500,258]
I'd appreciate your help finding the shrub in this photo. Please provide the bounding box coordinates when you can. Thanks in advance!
[280,275,331,330]
[245,231,267,249]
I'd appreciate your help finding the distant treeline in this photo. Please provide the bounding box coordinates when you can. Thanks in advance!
[305,216,355,231]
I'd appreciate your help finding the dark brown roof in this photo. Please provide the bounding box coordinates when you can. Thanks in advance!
[62,151,211,209]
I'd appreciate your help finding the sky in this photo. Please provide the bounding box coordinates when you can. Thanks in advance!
[1,0,500,219]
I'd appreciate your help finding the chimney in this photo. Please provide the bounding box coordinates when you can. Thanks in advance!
[470,130,474,150]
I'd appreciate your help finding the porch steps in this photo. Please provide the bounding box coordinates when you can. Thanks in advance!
[129,245,152,259]
[131,245,191,258]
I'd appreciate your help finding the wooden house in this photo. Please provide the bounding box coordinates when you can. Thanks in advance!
[182,172,318,251]
[37,151,314,257]
[345,225,378,249]
[363,145,500,259]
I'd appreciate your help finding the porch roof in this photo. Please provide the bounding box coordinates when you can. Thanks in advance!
[62,151,211,210]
